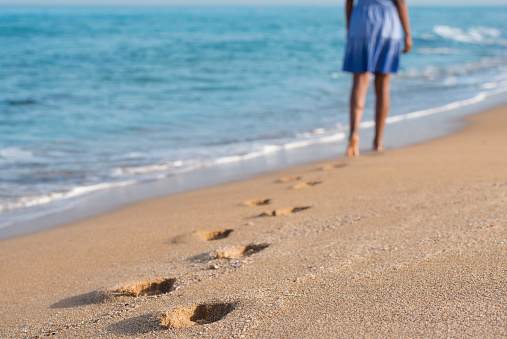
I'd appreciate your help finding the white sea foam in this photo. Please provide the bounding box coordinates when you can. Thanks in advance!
[399,57,507,80]
[355,86,507,132]
[444,77,458,86]
[0,148,33,161]
[114,161,184,176]
[0,200,81,230]
[385,87,507,124]
[284,133,347,150]
[2,86,506,222]
[214,155,243,165]
[360,121,375,128]
[283,140,314,150]
[482,83,498,89]
[433,25,502,44]
[263,145,283,153]
[418,48,457,55]
[0,180,137,215]
[213,132,347,163]
[494,72,507,80]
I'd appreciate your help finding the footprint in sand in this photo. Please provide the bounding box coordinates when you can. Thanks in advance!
[244,198,271,206]
[320,163,347,171]
[197,229,234,241]
[292,181,322,189]
[159,302,237,328]
[259,206,310,217]
[275,176,301,183]
[214,243,270,259]
[173,229,234,243]
[53,278,177,307]
[190,243,269,262]
[110,278,177,297]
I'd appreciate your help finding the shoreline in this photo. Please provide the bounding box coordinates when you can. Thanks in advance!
[0,103,506,337]
[1,88,507,240]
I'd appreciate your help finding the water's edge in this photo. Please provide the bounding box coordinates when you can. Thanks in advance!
[1,90,506,241]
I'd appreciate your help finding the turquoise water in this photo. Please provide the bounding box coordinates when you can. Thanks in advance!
[1,6,506,225]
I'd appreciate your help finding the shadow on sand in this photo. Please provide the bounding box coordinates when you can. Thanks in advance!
[50,290,106,309]
[107,313,160,335]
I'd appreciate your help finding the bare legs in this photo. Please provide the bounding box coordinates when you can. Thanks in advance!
[347,72,391,156]
[347,72,370,157]
[374,73,390,152]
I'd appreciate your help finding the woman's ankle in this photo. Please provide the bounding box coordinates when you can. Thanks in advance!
[347,134,360,157]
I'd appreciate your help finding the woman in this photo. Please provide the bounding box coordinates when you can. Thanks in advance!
[343,0,412,156]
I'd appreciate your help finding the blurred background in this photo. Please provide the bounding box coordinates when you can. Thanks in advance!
[0,2,506,225]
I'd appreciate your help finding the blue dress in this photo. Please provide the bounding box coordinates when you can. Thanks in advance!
[343,0,403,74]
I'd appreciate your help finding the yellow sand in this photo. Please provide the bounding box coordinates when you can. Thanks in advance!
[0,106,505,338]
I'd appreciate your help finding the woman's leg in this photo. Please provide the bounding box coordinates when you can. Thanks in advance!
[373,72,391,152]
[347,72,371,157]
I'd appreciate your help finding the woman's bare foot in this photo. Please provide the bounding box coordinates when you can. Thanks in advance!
[373,140,383,152]
[347,134,360,157]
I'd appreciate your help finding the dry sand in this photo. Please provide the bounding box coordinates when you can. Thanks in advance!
[0,106,506,338]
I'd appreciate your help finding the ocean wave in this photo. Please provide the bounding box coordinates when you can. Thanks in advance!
[0,180,137,215]
[385,86,507,124]
[0,130,348,217]
[482,80,507,90]
[2,86,507,221]
[398,57,507,80]
[417,48,457,55]
[352,86,507,132]
[433,25,505,45]
[113,160,185,176]
[114,131,348,179]
[0,148,33,161]
[108,88,507,189]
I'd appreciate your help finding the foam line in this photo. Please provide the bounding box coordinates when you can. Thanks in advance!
[1,87,506,222]
[0,180,137,216]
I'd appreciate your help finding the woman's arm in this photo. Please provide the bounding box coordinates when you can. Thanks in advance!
[346,0,354,38]
[393,0,413,53]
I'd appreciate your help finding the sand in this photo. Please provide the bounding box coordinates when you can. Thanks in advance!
[0,106,506,338]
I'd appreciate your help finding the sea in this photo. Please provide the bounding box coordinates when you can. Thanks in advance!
[1,6,507,233]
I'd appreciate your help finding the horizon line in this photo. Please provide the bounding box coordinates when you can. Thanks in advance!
[1,3,506,6]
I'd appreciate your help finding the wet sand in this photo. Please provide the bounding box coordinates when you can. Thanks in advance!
[0,106,506,338]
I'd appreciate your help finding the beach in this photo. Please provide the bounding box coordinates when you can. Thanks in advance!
[2,6,507,225]
[1,104,506,338]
